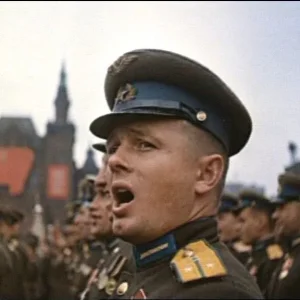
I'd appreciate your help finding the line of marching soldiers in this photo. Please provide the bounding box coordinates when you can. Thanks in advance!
[218,171,300,299]
[42,167,300,300]
[0,207,47,300]
[2,165,300,299]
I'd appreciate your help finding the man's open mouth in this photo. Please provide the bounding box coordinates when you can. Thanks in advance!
[112,183,135,207]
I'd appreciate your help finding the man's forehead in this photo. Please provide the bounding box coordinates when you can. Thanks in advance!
[107,124,146,147]
[107,118,186,143]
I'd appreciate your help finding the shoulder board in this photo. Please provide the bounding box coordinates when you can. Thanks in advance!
[267,244,284,260]
[170,240,227,283]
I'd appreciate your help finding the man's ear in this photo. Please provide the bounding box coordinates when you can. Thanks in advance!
[194,154,224,195]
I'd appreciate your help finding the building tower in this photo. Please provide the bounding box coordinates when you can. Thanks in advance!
[42,62,76,224]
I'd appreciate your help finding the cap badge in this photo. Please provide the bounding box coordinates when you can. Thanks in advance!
[115,83,138,103]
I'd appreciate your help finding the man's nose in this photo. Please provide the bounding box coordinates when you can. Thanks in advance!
[107,146,130,174]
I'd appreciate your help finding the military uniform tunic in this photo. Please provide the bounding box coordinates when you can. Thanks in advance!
[266,235,300,299]
[72,240,106,299]
[80,238,134,300]
[226,239,251,266]
[245,237,284,297]
[111,217,263,299]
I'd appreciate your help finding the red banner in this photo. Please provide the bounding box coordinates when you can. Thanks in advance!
[47,164,69,200]
[0,147,35,195]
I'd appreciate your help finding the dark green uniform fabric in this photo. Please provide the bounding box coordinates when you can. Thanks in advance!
[111,218,263,299]
[80,238,134,300]
[266,235,300,299]
[245,236,284,297]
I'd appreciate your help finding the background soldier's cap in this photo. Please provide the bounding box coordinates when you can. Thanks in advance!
[276,172,300,204]
[218,193,240,213]
[0,207,24,225]
[85,173,97,182]
[92,142,106,154]
[65,200,82,222]
[89,49,252,157]
[238,189,275,214]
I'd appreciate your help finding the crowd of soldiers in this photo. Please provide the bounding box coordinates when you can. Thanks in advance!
[2,48,300,299]
[2,148,300,300]
[218,171,300,298]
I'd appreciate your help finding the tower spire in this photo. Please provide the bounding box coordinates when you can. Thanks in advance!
[60,60,67,87]
[82,145,98,176]
[54,60,70,124]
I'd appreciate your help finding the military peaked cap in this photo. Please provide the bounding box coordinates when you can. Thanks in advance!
[238,189,274,213]
[219,193,240,213]
[90,49,252,156]
[276,172,300,204]
[0,207,24,225]
[92,142,106,154]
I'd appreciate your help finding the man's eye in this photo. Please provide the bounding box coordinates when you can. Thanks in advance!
[137,141,155,150]
[107,145,118,155]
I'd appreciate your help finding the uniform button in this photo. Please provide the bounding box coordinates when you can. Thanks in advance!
[116,281,129,295]
[196,111,207,121]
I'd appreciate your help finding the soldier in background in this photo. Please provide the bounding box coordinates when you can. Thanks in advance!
[80,142,134,300]
[217,192,252,265]
[238,190,284,297]
[46,208,80,300]
[267,172,300,299]
[0,206,16,299]
[22,232,47,300]
[71,175,107,299]
[0,207,29,300]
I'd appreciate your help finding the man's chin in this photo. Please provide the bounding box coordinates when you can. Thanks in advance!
[112,218,140,243]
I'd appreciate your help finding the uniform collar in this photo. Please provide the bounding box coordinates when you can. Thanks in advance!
[252,236,275,254]
[133,216,218,269]
[253,236,275,251]
[89,240,105,250]
[107,237,120,250]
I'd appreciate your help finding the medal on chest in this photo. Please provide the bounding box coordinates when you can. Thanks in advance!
[249,265,258,277]
[97,268,109,290]
[279,255,294,280]
[131,288,147,299]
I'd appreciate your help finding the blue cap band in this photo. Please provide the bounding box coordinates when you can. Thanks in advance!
[113,81,229,151]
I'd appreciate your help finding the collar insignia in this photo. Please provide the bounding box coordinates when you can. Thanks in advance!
[134,233,177,268]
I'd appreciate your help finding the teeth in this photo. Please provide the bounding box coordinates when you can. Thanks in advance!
[117,188,128,193]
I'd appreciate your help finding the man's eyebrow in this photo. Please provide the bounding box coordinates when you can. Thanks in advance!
[94,181,106,188]
[107,126,150,147]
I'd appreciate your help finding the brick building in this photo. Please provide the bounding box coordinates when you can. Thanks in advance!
[0,63,98,231]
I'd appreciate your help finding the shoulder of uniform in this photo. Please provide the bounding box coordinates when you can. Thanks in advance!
[266,244,284,260]
[170,240,227,284]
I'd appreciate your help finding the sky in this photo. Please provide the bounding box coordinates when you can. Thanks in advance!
[1,1,300,196]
